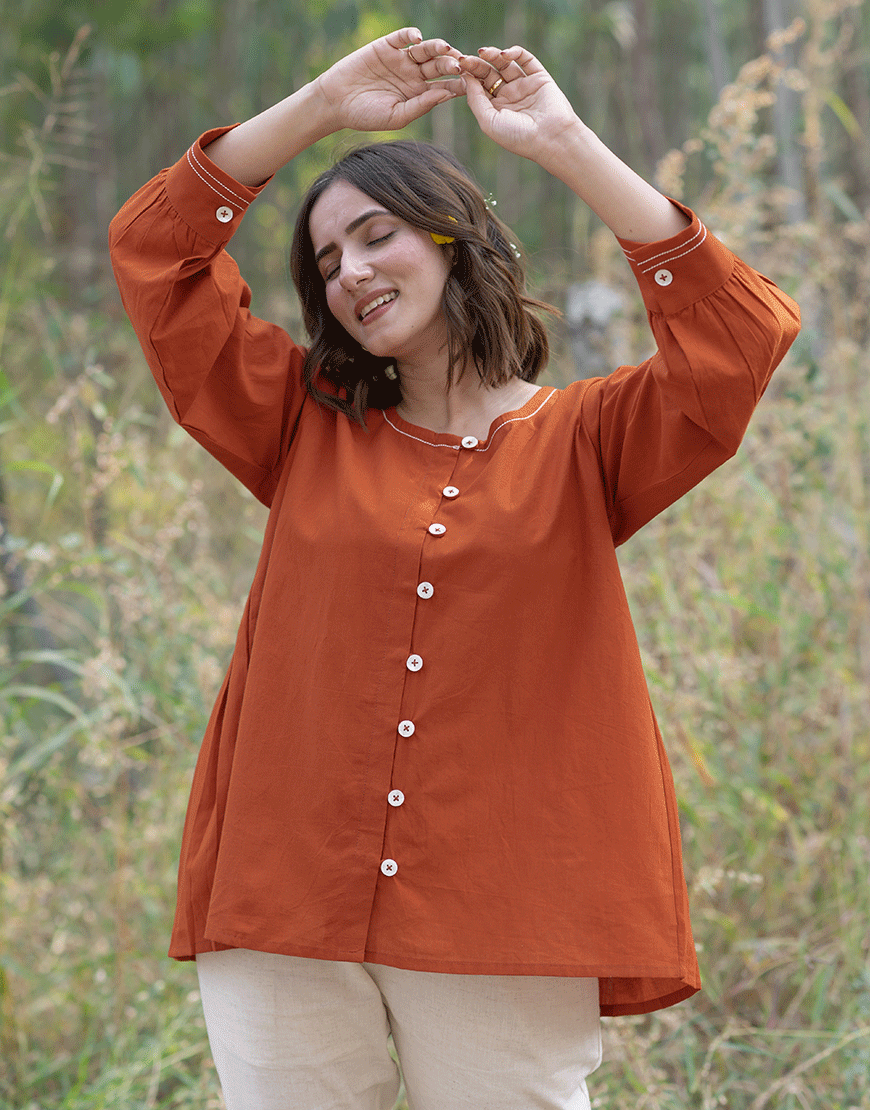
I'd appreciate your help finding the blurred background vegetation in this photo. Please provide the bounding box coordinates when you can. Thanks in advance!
[1,0,868,1107]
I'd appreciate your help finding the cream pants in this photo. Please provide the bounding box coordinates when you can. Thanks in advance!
[196,949,602,1110]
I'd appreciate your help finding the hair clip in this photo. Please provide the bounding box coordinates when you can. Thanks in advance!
[430,215,457,245]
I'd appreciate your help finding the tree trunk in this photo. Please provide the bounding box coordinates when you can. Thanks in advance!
[841,3,870,214]
[701,0,731,99]
[630,0,667,175]
[498,0,527,228]
[763,0,807,223]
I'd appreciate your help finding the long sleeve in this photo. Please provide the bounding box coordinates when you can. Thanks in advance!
[108,127,308,506]
[578,203,801,546]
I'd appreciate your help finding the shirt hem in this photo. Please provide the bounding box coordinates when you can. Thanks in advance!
[170,928,701,1015]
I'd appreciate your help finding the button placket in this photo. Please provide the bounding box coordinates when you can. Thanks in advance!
[390,462,467,880]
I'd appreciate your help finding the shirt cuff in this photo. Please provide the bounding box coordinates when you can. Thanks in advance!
[164,125,273,245]
[616,199,735,316]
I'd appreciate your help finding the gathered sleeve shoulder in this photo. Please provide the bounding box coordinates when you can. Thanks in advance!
[576,201,801,545]
[108,126,308,506]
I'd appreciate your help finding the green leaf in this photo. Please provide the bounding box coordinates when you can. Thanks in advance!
[823,90,864,139]
[0,682,84,718]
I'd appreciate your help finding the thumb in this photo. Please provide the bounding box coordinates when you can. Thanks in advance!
[463,74,496,126]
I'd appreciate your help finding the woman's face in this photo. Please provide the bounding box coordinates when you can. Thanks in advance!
[308,180,453,366]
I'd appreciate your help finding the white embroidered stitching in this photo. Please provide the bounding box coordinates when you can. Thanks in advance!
[380,411,460,449]
[621,221,706,264]
[380,388,557,450]
[474,389,557,451]
[639,225,708,273]
[189,144,250,204]
[185,146,248,208]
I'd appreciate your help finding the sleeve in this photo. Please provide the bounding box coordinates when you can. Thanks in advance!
[108,126,308,507]
[578,200,801,546]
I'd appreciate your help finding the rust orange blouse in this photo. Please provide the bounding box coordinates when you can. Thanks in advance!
[109,128,800,1016]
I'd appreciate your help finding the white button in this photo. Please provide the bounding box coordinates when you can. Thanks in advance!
[388,790,405,807]
[406,654,423,671]
[443,486,459,498]
[417,582,434,599]
[429,523,446,535]
[654,268,673,286]
[216,206,234,223]
[380,859,398,876]
[398,720,416,737]
[461,436,479,449]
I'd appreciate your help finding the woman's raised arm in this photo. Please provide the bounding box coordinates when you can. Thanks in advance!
[458,45,690,243]
[206,28,464,186]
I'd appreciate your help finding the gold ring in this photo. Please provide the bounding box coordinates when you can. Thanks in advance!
[408,44,422,64]
[487,76,505,97]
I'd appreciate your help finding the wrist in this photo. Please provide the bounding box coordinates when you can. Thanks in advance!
[533,116,594,178]
[295,78,343,144]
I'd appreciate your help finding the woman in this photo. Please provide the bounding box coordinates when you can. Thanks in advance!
[109,28,800,1110]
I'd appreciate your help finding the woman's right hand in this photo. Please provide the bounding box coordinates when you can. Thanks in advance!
[314,28,464,133]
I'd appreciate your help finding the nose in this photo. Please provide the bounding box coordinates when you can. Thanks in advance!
[339,250,374,290]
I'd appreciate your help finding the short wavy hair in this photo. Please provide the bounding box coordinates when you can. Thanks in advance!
[290,140,557,429]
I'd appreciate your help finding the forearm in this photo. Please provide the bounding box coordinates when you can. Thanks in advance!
[538,118,690,242]
[203,80,337,187]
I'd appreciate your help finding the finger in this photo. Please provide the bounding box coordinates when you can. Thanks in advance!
[400,81,466,124]
[407,37,461,63]
[495,44,547,76]
[385,27,423,49]
[463,73,499,120]
[456,54,494,82]
[476,46,527,83]
[417,54,463,81]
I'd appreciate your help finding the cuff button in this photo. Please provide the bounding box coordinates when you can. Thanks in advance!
[654,268,673,286]
[216,206,234,223]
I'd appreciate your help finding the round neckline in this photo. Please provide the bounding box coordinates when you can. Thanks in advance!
[383,385,557,447]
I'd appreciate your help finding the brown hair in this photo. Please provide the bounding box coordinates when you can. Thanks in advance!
[290,140,558,429]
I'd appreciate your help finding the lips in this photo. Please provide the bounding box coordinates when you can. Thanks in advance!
[356,289,398,321]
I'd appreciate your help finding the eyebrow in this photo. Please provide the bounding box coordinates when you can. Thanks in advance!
[314,209,392,266]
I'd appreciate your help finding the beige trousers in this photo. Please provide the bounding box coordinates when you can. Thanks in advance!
[196,949,602,1110]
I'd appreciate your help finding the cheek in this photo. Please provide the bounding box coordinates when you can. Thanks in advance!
[324,283,348,324]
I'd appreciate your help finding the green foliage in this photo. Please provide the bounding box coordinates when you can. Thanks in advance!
[2,1,870,1107]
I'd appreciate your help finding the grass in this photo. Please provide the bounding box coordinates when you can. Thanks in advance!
[3,311,867,1110]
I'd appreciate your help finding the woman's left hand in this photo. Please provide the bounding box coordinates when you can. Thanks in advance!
[458,46,582,166]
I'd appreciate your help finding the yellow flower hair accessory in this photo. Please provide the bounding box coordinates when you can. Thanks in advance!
[430,216,457,245]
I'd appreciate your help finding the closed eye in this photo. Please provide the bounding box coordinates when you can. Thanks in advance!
[323,231,396,282]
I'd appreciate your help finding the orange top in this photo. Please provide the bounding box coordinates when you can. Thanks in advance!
[109,128,800,1016]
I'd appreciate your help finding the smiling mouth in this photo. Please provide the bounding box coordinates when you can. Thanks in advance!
[359,291,398,321]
